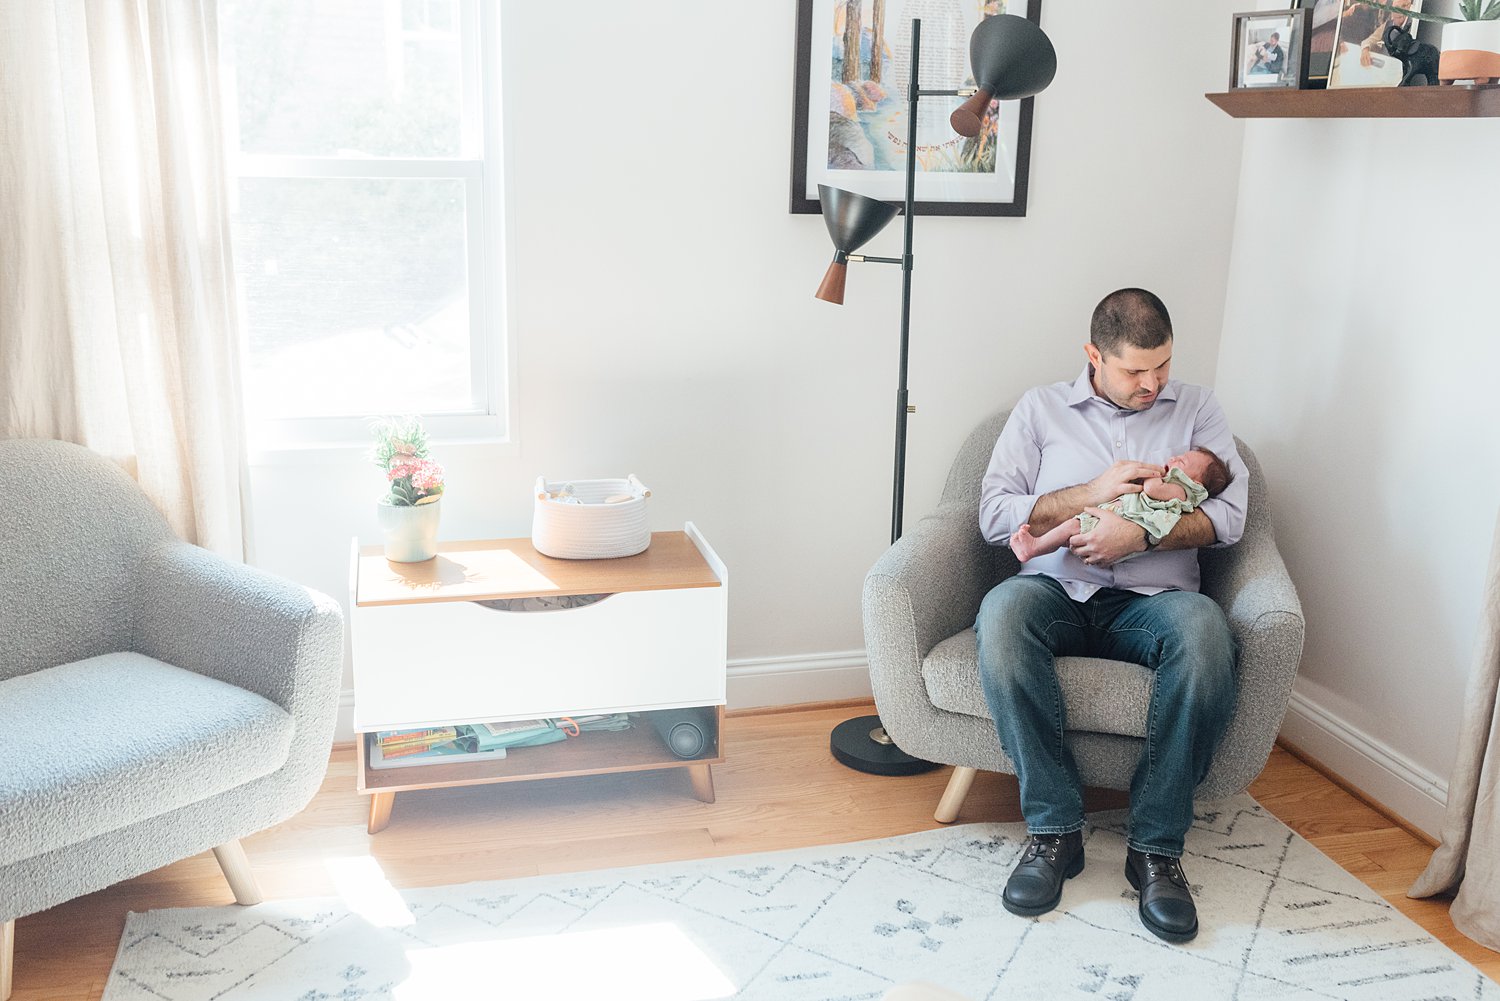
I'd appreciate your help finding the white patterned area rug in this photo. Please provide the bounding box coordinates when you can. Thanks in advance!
[104,794,1497,1001]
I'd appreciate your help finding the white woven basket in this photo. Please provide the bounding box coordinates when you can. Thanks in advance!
[532,475,651,560]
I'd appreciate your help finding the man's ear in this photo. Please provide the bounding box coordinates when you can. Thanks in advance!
[1084,342,1102,370]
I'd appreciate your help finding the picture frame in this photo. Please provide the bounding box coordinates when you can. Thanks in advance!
[789,0,1042,217]
[1230,9,1313,90]
[1295,0,1342,84]
[1327,0,1425,88]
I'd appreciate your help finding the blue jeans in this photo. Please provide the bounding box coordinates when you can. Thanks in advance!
[975,574,1238,857]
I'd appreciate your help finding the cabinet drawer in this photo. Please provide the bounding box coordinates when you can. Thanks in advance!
[352,585,725,731]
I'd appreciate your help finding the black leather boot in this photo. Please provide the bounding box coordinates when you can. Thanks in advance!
[1125,847,1198,942]
[1002,831,1084,916]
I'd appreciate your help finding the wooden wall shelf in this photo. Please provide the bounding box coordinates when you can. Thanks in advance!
[1206,85,1500,118]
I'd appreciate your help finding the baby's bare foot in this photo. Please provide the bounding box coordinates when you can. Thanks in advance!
[1009,524,1041,562]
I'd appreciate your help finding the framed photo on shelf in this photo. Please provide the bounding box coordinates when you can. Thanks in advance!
[789,0,1043,217]
[1230,9,1313,90]
[1328,0,1425,88]
[1295,0,1343,84]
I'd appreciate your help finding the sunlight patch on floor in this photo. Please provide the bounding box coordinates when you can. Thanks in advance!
[323,855,416,928]
[396,922,736,998]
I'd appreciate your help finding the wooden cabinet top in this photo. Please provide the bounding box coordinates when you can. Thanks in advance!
[355,531,720,607]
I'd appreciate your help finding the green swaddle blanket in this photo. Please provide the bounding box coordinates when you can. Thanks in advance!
[1076,466,1209,542]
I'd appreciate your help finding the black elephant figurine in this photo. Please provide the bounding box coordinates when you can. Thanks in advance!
[1385,21,1442,86]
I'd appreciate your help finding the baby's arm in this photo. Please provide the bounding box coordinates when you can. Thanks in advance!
[1141,476,1187,503]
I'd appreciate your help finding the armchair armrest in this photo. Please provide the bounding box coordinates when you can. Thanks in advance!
[131,542,344,727]
[863,502,1011,722]
[1199,534,1306,798]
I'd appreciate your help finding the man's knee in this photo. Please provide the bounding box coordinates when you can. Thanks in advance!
[977,575,1057,643]
[1162,593,1234,655]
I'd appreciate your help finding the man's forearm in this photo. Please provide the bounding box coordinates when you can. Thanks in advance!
[1026,484,1097,534]
[1155,509,1217,551]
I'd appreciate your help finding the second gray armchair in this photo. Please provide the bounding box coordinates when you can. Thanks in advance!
[863,410,1304,823]
[0,439,344,1000]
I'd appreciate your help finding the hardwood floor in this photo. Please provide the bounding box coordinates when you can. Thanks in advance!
[9,702,1497,999]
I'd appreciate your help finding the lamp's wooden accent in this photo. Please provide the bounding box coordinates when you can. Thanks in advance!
[355,531,718,607]
[1,919,13,1001]
[949,88,993,136]
[211,841,264,906]
[1205,84,1500,118]
[934,765,978,823]
[815,261,847,304]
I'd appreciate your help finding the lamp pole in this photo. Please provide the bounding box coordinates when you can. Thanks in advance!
[818,13,1056,776]
[881,18,973,543]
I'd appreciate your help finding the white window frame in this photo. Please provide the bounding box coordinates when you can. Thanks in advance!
[230,0,508,452]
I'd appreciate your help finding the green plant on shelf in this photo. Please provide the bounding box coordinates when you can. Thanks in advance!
[1352,0,1500,22]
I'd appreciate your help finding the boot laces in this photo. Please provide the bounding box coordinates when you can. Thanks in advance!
[1145,854,1184,884]
[1025,833,1065,863]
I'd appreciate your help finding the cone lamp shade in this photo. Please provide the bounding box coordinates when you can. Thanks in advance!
[814,183,899,305]
[950,14,1057,138]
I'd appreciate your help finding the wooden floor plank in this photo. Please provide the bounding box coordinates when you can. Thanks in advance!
[7,705,1497,997]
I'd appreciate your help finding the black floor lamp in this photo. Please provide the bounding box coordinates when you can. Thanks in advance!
[818,13,1056,775]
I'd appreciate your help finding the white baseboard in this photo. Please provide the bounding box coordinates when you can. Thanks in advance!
[1278,685,1449,840]
[726,649,872,709]
[332,650,874,744]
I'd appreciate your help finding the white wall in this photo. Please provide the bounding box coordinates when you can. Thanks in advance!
[1216,117,1500,835]
[248,1,1247,722]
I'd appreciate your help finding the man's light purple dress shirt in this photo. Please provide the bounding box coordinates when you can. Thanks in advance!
[979,367,1250,602]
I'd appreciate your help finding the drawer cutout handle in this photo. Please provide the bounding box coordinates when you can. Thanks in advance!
[472,593,614,613]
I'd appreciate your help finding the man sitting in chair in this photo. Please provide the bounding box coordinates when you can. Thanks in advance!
[976,288,1249,943]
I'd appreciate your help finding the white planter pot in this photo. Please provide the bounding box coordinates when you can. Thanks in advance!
[377,498,442,562]
[1439,20,1500,83]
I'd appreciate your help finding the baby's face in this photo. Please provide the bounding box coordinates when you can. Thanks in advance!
[1166,450,1213,483]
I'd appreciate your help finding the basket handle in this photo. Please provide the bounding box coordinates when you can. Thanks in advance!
[628,474,651,498]
[534,476,549,500]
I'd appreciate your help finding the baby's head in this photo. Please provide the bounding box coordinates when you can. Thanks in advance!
[1167,447,1232,496]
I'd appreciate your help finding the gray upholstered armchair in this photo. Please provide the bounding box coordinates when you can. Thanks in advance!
[0,440,343,999]
[863,410,1304,823]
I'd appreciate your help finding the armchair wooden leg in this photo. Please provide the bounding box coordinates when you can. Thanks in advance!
[212,840,264,906]
[2,918,15,1001]
[934,766,978,824]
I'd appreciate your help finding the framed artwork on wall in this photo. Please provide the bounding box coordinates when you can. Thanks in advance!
[1328,0,1425,88]
[1230,9,1313,90]
[789,0,1043,217]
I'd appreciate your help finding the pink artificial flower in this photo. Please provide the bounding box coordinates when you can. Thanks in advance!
[410,458,445,492]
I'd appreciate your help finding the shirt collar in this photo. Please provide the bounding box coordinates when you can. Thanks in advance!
[1067,364,1180,410]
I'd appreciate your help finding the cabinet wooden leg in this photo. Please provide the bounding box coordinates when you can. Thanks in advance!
[934,766,977,824]
[368,792,396,834]
[687,763,715,803]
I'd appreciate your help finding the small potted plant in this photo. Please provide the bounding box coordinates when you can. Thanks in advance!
[1356,0,1500,83]
[370,416,445,562]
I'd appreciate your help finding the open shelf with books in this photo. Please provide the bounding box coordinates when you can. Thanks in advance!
[356,708,725,795]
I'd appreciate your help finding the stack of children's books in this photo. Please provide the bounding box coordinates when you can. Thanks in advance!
[368,715,632,769]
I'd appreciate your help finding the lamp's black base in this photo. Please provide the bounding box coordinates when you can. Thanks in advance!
[830,714,941,776]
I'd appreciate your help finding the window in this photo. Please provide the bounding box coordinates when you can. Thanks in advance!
[218,0,503,444]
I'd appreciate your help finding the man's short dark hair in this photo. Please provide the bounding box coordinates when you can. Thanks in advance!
[1090,288,1173,358]
[1192,446,1233,497]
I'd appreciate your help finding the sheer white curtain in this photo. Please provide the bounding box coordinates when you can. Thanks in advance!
[1410,506,1500,952]
[0,0,250,560]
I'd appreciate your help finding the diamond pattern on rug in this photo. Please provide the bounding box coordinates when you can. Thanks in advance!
[103,795,1499,1001]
